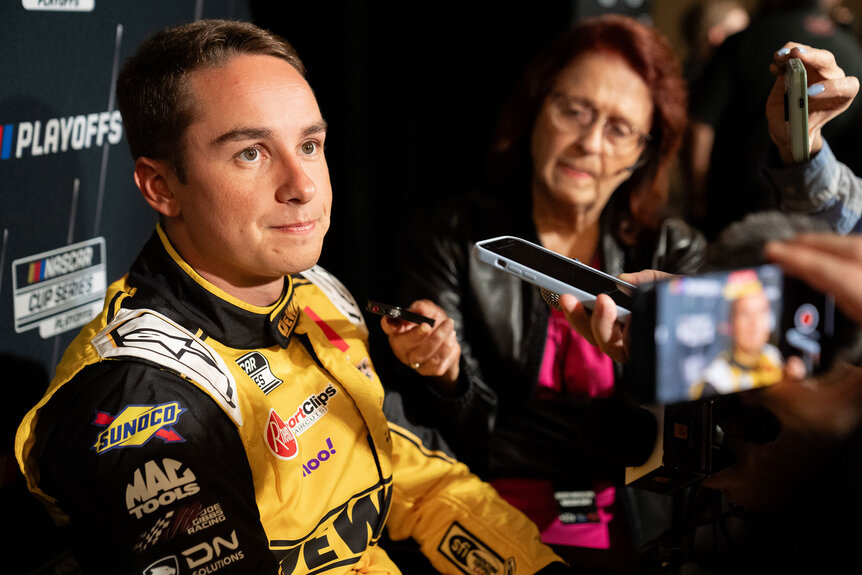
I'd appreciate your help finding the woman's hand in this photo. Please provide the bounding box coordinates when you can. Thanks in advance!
[766,232,862,325]
[559,269,674,363]
[380,299,461,393]
[766,42,859,165]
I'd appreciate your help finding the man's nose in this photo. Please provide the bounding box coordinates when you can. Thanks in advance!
[275,155,316,203]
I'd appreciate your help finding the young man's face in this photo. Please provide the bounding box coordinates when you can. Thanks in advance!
[731,292,772,356]
[159,54,331,300]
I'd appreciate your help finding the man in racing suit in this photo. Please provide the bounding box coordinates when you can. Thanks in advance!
[14,19,569,575]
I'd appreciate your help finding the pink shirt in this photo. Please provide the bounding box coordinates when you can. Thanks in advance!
[493,307,616,549]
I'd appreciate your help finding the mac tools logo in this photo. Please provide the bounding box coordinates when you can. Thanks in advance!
[125,458,200,519]
[0,110,121,160]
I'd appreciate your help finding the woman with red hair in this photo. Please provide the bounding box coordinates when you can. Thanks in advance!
[381,14,706,560]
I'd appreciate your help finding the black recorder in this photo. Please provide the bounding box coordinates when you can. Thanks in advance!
[625,264,842,493]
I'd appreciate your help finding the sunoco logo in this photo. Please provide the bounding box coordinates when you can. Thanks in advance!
[0,109,121,160]
[92,402,185,454]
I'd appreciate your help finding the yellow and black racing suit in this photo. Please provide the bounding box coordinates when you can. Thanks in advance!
[15,226,567,575]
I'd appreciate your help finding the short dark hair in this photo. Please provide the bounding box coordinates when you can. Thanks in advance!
[488,14,687,231]
[116,19,305,182]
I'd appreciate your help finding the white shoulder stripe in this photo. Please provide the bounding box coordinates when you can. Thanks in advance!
[301,266,367,330]
[91,308,242,426]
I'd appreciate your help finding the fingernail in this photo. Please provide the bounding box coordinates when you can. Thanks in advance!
[420,323,432,333]
[797,47,807,53]
[777,47,791,56]
[807,83,825,96]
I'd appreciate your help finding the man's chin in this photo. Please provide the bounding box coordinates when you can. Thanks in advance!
[282,248,324,276]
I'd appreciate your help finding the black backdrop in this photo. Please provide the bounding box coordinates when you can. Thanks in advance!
[248,1,578,307]
[247,0,650,360]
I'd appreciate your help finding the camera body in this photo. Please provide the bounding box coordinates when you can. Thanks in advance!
[625,394,777,494]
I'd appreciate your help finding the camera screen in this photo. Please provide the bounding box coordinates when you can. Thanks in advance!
[651,264,829,404]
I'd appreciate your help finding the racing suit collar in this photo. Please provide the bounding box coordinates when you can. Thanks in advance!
[125,226,300,349]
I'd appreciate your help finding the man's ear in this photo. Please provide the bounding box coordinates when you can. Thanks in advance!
[134,157,181,217]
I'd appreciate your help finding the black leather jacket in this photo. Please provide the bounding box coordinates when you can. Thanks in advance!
[388,191,707,480]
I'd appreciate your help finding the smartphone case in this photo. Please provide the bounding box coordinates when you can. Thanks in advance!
[786,58,809,162]
[472,235,633,317]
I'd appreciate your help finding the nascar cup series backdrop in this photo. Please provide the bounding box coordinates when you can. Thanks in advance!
[0,2,250,386]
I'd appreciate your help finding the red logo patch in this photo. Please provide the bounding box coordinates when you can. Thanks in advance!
[265,409,298,460]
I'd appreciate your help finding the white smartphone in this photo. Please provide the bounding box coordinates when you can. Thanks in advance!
[472,235,635,318]
[786,57,810,162]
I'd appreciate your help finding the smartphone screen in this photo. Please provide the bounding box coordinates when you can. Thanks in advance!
[474,236,634,313]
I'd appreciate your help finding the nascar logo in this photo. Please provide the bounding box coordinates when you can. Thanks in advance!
[236,351,283,394]
[25,245,95,284]
[92,402,185,454]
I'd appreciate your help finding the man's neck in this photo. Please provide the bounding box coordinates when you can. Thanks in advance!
[158,224,286,307]
[194,269,286,307]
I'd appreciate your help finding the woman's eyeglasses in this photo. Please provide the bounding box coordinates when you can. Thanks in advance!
[548,93,651,157]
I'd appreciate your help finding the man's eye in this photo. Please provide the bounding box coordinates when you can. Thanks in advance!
[301,141,318,155]
[238,147,261,162]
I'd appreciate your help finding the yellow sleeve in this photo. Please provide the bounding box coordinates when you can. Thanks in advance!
[384,422,565,575]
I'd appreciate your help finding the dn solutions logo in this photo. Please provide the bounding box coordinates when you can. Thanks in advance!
[0,110,123,160]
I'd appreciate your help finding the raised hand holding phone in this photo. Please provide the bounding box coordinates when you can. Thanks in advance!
[767,43,860,165]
